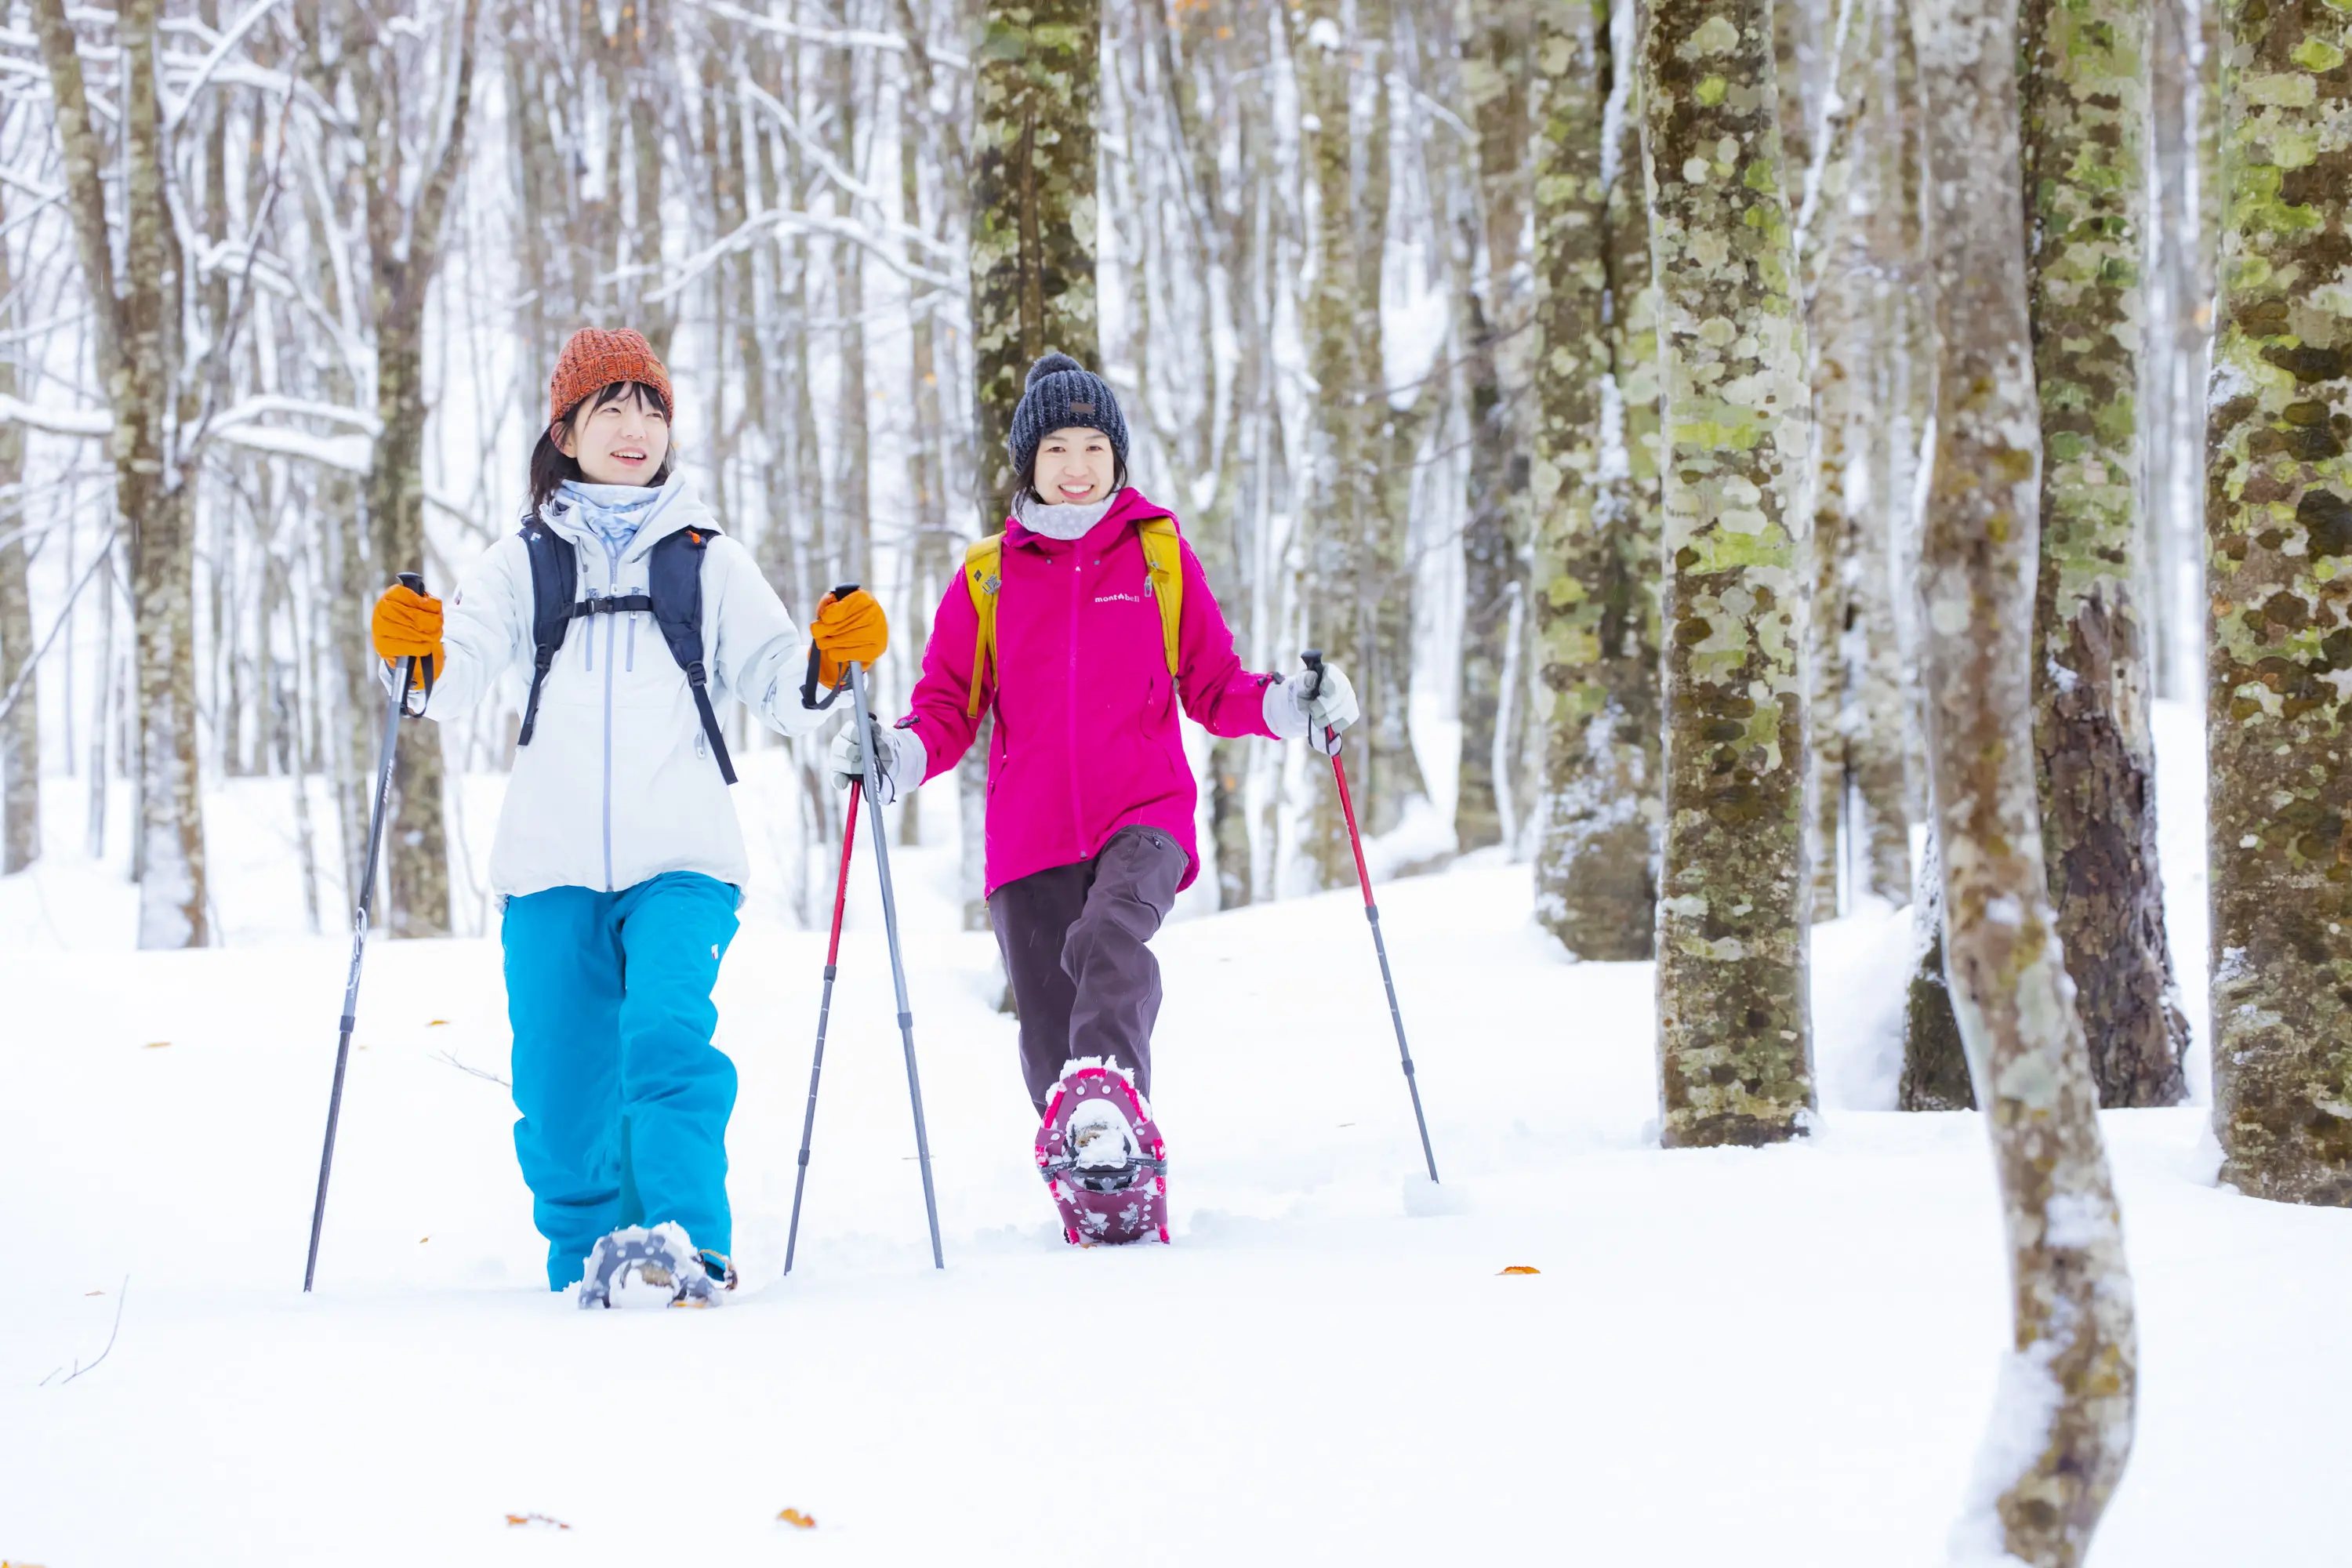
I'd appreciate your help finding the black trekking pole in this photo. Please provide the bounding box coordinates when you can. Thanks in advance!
[304,573,431,1291]
[1301,649,1439,1184]
[837,586,944,1268]
[783,779,861,1275]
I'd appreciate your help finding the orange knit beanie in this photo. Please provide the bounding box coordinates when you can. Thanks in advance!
[548,327,673,432]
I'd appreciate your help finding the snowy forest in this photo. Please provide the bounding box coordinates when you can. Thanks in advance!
[3,0,2349,1563]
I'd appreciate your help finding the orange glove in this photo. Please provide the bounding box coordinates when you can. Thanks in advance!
[811,589,888,687]
[371,583,443,681]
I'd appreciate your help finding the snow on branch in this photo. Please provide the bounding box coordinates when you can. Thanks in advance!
[688,0,967,70]
[651,206,963,304]
[0,394,111,436]
[161,0,289,128]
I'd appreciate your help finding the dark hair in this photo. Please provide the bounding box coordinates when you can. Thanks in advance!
[1022,444,1128,508]
[529,381,675,514]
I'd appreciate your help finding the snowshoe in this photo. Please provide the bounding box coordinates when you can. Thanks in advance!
[575,1221,735,1309]
[1034,1057,1169,1246]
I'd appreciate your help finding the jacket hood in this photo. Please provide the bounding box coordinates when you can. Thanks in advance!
[535,469,714,564]
[1003,485,1176,550]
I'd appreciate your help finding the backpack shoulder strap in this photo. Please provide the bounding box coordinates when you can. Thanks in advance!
[516,518,577,748]
[648,526,739,786]
[1137,516,1182,680]
[964,533,1004,718]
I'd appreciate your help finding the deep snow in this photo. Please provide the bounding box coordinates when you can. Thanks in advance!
[2,702,2345,1565]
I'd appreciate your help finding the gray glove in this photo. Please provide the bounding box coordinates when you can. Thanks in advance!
[828,718,925,805]
[1265,661,1360,756]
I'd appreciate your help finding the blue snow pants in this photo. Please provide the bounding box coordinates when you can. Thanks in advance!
[501,871,740,1290]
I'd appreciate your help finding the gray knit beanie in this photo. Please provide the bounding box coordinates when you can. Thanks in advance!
[1007,353,1129,495]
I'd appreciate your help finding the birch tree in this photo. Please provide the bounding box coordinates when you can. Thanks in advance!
[2205,0,2352,1205]
[36,0,209,947]
[1531,0,1661,959]
[1914,0,2136,1557]
[1644,0,1815,1145]
[2022,0,2188,1106]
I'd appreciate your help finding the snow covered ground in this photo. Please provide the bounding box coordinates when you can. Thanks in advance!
[4,702,2346,1565]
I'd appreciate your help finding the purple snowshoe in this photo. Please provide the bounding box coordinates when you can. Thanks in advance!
[1034,1058,1169,1246]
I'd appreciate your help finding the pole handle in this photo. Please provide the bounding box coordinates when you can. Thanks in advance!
[393,572,432,712]
[801,583,866,710]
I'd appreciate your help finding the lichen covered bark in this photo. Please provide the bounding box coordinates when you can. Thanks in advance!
[1913,0,2137,1557]
[971,0,1101,521]
[2023,0,2188,1107]
[1459,2,1537,854]
[2205,0,2352,1205]
[1643,0,1816,1145]
[1298,0,1423,883]
[1532,0,1661,960]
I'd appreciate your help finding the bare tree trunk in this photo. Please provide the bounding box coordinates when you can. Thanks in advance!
[1532,0,1661,959]
[971,0,1101,525]
[38,0,209,946]
[2021,0,2188,1108]
[1913,0,2137,1556]
[1643,0,1815,1145]
[1899,830,1973,1109]
[1299,0,1421,886]
[352,0,481,938]
[2205,0,2352,1206]
[0,209,33,874]
[1457,2,1536,855]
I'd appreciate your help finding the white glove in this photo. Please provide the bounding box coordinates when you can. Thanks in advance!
[829,718,925,805]
[1266,662,1359,756]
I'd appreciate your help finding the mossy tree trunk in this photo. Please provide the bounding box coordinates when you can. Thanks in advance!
[971,0,1101,525]
[1458,2,1537,854]
[1913,0,2137,1557]
[2205,0,2352,1206]
[1298,0,1423,882]
[1532,0,1662,960]
[2022,0,2189,1108]
[350,0,481,938]
[1643,0,1816,1145]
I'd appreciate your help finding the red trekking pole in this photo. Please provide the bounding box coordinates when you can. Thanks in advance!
[1301,650,1439,1183]
[783,782,860,1276]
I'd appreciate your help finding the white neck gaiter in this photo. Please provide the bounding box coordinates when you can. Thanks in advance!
[1012,491,1117,541]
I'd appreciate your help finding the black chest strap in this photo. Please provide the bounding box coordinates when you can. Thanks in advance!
[514,519,737,786]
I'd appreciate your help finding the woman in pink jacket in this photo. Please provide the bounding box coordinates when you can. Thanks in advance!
[833,354,1359,1153]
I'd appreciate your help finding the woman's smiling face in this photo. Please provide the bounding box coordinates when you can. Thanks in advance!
[1033,426,1116,506]
[557,383,670,486]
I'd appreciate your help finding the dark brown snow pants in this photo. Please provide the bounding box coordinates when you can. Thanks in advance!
[989,825,1189,1116]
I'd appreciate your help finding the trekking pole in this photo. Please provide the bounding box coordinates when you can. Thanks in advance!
[839,589,945,1268]
[304,573,430,1290]
[1301,649,1439,1184]
[783,780,860,1276]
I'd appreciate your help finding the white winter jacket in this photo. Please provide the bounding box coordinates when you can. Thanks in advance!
[423,473,833,899]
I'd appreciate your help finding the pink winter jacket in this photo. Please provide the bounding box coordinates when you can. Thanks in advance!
[903,488,1280,897]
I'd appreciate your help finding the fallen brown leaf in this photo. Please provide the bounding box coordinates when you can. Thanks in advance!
[505,1513,570,1530]
[777,1508,817,1529]
[1499,1265,1541,1276]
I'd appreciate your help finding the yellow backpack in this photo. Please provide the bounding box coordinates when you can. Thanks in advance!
[963,515,1183,717]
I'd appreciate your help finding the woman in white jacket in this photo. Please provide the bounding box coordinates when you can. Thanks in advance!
[369,328,886,1305]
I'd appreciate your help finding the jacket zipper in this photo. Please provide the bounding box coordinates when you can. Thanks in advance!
[601,535,625,892]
